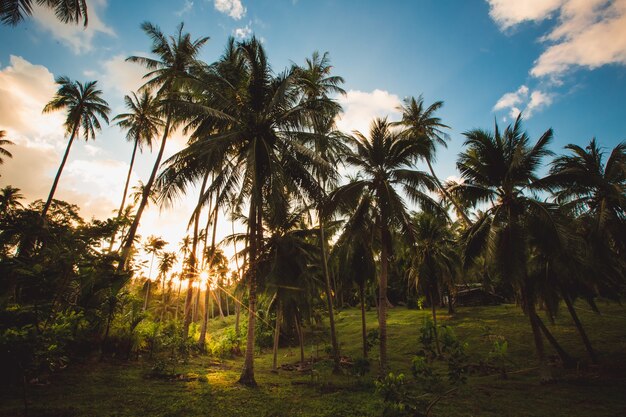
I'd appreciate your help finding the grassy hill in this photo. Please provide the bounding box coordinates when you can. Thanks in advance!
[2,302,625,417]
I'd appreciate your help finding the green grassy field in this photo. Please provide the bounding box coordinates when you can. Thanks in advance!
[2,302,625,417]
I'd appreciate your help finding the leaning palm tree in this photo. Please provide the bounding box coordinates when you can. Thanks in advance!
[394,95,471,226]
[331,118,441,373]
[1,0,88,26]
[41,76,110,218]
[0,130,14,165]
[117,22,208,272]
[110,91,162,250]
[454,115,560,377]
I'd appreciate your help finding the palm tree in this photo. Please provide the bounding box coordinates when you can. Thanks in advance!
[294,51,346,372]
[0,130,14,166]
[454,115,560,377]
[1,0,88,26]
[110,91,162,250]
[117,22,209,272]
[331,118,441,373]
[409,212,457,356]
[161,37,328,386]
[0,185,24,215]
[142,235,167,311]
[332,192,376,358]
[41,76,110,218]
[394,95,471,226]
[544,139,626,252]
[157,250,177,321]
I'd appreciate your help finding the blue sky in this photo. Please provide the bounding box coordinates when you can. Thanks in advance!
[1,0,625,272]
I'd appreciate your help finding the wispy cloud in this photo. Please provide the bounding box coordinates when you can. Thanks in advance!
[494,85,553,119]
[32,0,115,54]
[176,0,194,16]
[214,0,246,20]
[487,0,626,117]
[336,89,402,135]
[233,24,252,39]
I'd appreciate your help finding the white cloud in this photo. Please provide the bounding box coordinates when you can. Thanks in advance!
[32,0,115,54]
[487,0,626,117]
[487,0,565,30]
[88,53,148,95]
[233,24,252,39]
[493,85,529,111]
[176,0,194,16]
[335,89,402,135]
[493,85,553,119]
[214,0,246,20]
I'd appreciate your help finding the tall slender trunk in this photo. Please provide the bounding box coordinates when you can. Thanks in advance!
[198,285,211,349]
[238,201,259,387]
[160,273,167,322]
[294,311,305,364]
[118,116,171,271]
[430,291,441,356]
[527,299,550,379]
[175,279,182,321]
[426,159,471,227]
[272,300,282,370]
[143,252,156,311]
[109,137,139,251]
[560,285,597,364]
[192,286,201,322]
[360,283,367,358]
[378,225,390,374]
[319,212,341,372]
[42,124,79,217]
[183,174,209,338]
[233,211,242,337]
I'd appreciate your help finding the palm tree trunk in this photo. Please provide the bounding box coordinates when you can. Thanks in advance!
[430,291,441,356]
[294,311,305,364]
[235,301,241,337]
[360,283,367,358]
[109,137,139,251]
[238,201,259,387]
[378,225,390,374]
[175,279,182,321]
[183,174,209,338]
[118,115,171,271]
[535,313,575,367]
[42,124,79,217]
[198,285,211,350]
[426,159,471,227]
[143,252,156,311]
[272,300,282,370]
[319,211,341,372]
[560,285,597,364]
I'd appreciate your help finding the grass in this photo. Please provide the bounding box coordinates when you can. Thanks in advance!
[1,301,625,417]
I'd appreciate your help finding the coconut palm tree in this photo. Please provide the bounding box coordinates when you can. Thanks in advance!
[0,130,14,166]
[41,77,110,218]
[1,0,88,26]
[409,212,457,356]
[157,250,177,321]
[142,235,167,311]
[293,51,346,372]
[454,115,561,377]
[118,22,208,272]
[330,117,441,373]
[394,95,471,226]
[0,185,23,215]
[161,37,328,386]
[110,91,162,250]
[544,139,626,252]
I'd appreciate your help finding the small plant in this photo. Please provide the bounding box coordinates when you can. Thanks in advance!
[375,373,428,417]
[411,356,442,393]
[418,317,437,359]
[352,357,371,377]
[366,328,379,353]
[487,339,509,379]
[439,327,469,385]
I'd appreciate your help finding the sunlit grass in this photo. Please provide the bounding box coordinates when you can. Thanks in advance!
[1,302,625,417]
